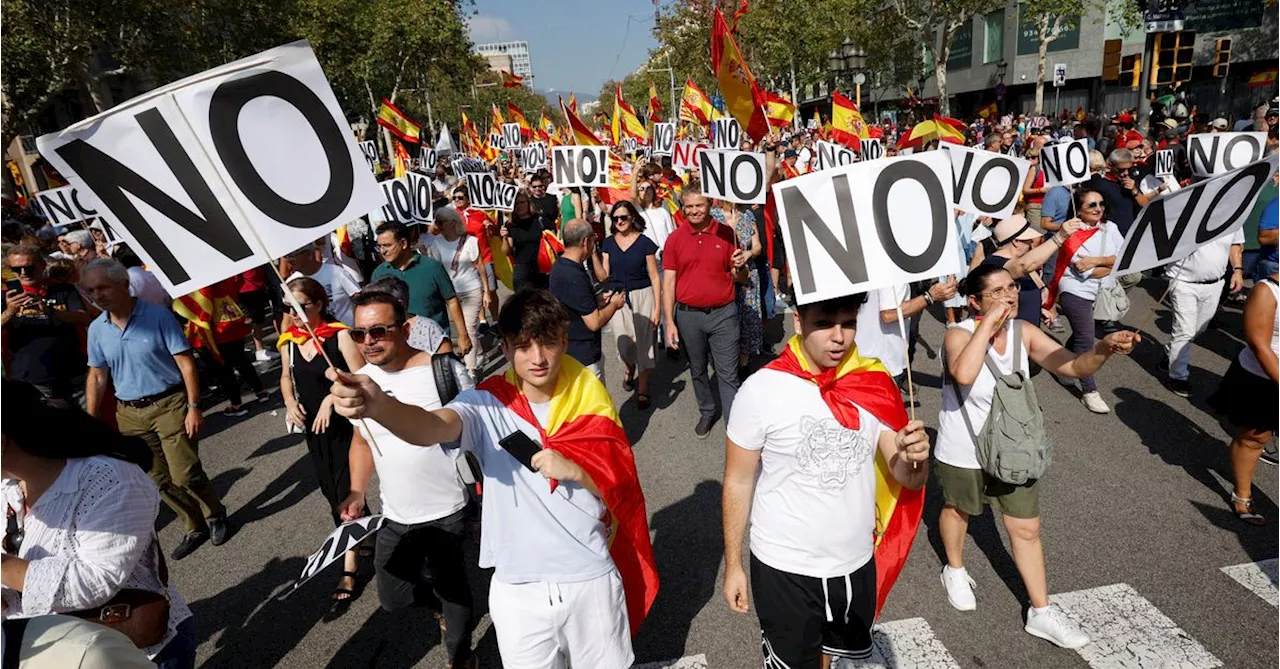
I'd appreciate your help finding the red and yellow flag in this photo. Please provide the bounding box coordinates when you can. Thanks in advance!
[612,83,647,143]
[762,90,796,128]
[393,139,411,177]
[764,336,919,619]
[830,91,869,147]
[491,103,506,129]
[500,70,523,88]
[567,92,578,114]
[173,278,250,362]
[977,101,999,121]
[377,99,420,144]
[1248,69,1278,88]
[478,358,659,635]
[562,99,603,146]
[710,7,769,141]
[507,102,533,141]
[679,78,714,126]
[647,82,664,123]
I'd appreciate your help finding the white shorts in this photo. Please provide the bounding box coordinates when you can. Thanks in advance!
[488,569,633,669]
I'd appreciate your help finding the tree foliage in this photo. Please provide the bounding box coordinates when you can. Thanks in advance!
[886,0,1003,116]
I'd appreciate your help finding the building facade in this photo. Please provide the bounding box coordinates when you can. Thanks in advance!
[474,41,535,85]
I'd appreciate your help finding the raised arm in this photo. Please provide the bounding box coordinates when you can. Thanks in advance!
[1024,320,1138,379]
[327,368,464,446]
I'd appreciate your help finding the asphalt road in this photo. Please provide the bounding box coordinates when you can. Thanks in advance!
[175,277,1277,669]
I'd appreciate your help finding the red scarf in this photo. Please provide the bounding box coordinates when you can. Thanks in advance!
[478,358,659,635]
[275,322,349,353]
[764,337,918,617]
[1042,227,1099,309]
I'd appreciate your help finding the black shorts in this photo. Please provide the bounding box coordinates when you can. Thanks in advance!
[770,225,787,268]
[238,289,272,325]
[751,554,876,669]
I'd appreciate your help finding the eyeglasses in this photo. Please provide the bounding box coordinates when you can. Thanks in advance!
[613,214,631,222]
[10,265,37,275]
[981,284,1018,298]
[452,195,467,201]
[1082,201,1105,210]
[349,323,401,343]
[531,183,546,189]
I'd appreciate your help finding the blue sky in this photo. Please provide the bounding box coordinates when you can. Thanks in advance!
[468,0,660,96]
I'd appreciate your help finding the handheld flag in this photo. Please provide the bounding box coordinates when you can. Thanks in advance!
[648,82,664,123]
[508,102,533,141]
[679,78,714,126]
[568,92,579,114]
[977,101,999,121]
[612,83,648,143]
[500,70,523,88]
[710,7,769,140]
[173,279,250,363]
[830,91,868,147]
[377,99,420,144]
[491,103,506,129]
[762,91,796,128]
[562,100,603,147]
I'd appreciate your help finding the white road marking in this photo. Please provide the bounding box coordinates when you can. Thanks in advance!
[843,617,961,669]
[633,654,708,669]
[1220,558,1279,607]
[1052,583,1222,668]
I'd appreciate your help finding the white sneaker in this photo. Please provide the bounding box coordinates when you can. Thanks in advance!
[255,349,279,362]
[940,566,977,611]
[1025,606,1090,649]
[1081,391,1110,414]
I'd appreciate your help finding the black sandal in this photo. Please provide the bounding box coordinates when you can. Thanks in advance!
[637,394,650,410]
[326,570,358,619]
[622,374,636,392]
[1232,493,1266,526]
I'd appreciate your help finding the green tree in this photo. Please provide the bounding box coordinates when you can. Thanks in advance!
[887,0,1001,116]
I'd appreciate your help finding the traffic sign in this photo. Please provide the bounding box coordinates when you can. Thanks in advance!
[1144,9,1185,32]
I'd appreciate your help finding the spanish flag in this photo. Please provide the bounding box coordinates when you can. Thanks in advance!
[508,102,533,141]
[830,90,869,147]
[537,229,564,271]
[500,70,523,88]
[562,99,603,147]
[173,278,250,362]
[710,6,769,141]
[648,82,664,123]
[762,90,796,128]
[491,103,506,129]
[392,139,411,178]
[1248,68,1278,88]
[536,113,557,146]
[679,78,714,126]
[612,83,648,143]
[977,101,999,121]
[764,336,920,618]
[377,99,420,144]
[478,358,659,635]
[275,321,350,352]
[567,92,579,114]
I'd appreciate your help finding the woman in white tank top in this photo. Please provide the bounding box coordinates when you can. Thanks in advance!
[933,263,1140,648]
[1208,275,1279,525]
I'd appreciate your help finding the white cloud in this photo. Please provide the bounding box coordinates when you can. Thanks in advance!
[469,14,512,42]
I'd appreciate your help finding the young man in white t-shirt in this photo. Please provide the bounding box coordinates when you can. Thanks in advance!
[334,290,477,668]
[723,292,930,669]
[328,290,657,669]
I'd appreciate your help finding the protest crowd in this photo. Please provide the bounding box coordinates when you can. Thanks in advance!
[0,9,1277,669]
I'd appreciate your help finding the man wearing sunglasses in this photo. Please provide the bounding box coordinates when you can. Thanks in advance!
[528,172,561,234]
[336,289,478,669]
[2,245,96,406]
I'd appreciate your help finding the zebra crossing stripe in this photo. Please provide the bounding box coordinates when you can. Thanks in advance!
[1220,558,1279,607]
[633,654,708,669]
[856,617,961,669]
[1051,583,1222,668]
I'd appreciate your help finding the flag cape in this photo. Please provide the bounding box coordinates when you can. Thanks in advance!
[648,82,664,123]
[763,336,918,618]
[501,70,523,88]
[1043,228,1100,309]
[377,99,420,144]
[763,91,796,128]
[613,83,648,142]
[711,7,769,141]
[537,230,564,274]
[679,78,714,125]
[477,358,659,635]
[508,103,534,141]
[173,280,250,362]
[830,91,869,147]
[275,321,350,352]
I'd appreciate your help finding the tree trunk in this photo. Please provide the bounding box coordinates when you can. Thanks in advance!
[936,27,955,117]
[1034,17,1050,114]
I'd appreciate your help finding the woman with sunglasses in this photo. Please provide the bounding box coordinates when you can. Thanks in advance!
[1042,188,1124,414]
[711,200,763,371]
[424,208,487,379]
[2,379,197,667]
[500,189,551,292]
[277,277,367,616]
[601,200,662,409]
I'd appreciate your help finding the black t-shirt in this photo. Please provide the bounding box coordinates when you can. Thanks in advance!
[2,284,87,386]
[548,257,602,365]
[981,255,1041,325]
[532,194,560,231]
[507,215,547,277]
[1086,175,1139,236]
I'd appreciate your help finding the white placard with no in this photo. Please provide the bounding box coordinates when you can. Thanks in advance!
[466,172,500,209]
[772,151,962,305]
[374,176,414,224]
[712,118,741,150]
[1154,149,1175,177]
[860,139,884,161]
[406,171,435,223]
[295,515,386,590]
[32,185,101,226]
[700,150,767,205]
[672,141,710,171]
[36,41,382,296]
[814,140,856,172]
[501,123,522,150]
[1115,156,1277,275]
[651,123,675,156]
[1188,132,1266,177]
[551,146,609,188]
[1039,138,1091,186]
[940,143,1032,219]
[359,140,379,174]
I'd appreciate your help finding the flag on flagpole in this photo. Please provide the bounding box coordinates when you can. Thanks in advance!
[679,78,714,126]
[491,103,506,128]
[977,101,999,120]
[508,102,533,141]
[612,83,648,143]
[830,90,868,147]
[648,82,664,123]
[392,139,410,177]
[568,93,579,114]
[562,100,603,147]
[500,70,523,88]
[710,6,769,140]
[762,91,796,128]
[377,99,420,144]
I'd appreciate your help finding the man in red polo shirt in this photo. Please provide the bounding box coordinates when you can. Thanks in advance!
[453,185,500,325]
[662,186,750,439]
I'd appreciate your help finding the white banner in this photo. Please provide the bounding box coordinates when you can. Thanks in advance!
[712,118,741,150]
[772,151,962,305]
[406,171,435,223]
[814,140,855,172]
[32,185,101,226]
[294,515,385,590]
[466,172,500,209]
[419,147,437,171]
[551,146,609,188]
[492,182,519,211]
[621,137,639,156]
[652,123,675,156]
[451,156,489,177]
[520,142,548,172]
[358,140,379,175]
[501,123,522,150]
[1188,132,1266,177]
[700,150,767,205]
[1039,137,1090,186]
[939,143,1032,219]
[375,176,414,224]
[35,41,382,297]
[860,138,884,161]
[1115,156,1277,275]
[672,140,710,171]
[1154,148,1175,177]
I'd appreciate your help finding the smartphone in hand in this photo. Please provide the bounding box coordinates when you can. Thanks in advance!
[498,431,543,472]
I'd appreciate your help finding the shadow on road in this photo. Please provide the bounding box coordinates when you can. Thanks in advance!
[228,454,319,527]
[618,353,688,445]
[634,479,724,662]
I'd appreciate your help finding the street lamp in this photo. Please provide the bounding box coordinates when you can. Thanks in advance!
[828,36,870,107]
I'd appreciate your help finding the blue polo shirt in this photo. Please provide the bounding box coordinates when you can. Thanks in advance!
[87,299,190,401]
